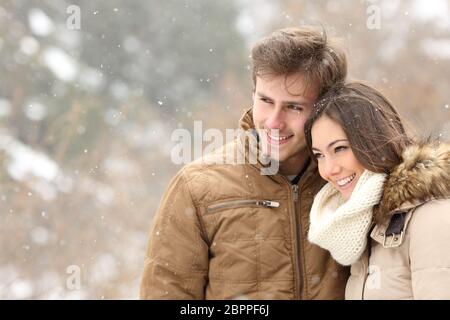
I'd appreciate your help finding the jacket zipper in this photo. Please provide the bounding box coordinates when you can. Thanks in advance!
[239,163,305,299]
[360,250,369,300]
[206,199,280,214]
[360,228,375,300]
[290,183,302,300]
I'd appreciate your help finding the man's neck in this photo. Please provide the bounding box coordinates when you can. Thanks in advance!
[279,153,310,176]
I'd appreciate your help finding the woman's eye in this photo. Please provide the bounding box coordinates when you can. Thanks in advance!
[261,98,272,104]
[335,146,348,153]
[313,153,323,160]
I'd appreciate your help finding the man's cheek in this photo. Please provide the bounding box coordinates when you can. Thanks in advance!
[252,109,263,128]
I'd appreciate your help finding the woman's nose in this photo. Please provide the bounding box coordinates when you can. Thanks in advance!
[324,158,341,176]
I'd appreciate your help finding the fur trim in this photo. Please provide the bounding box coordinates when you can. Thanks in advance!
[376,142,450,222]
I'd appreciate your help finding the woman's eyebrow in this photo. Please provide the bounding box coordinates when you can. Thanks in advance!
[312,139,348,152]
[327,139,348,149]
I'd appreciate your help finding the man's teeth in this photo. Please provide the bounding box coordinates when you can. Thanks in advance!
[268,133,293,141]
[337,174,356,187]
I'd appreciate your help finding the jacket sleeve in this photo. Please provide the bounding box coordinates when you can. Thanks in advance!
[139,169,209,299]
[409,199,450,299]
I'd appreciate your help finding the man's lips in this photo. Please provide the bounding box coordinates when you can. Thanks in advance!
[266,132,294,145]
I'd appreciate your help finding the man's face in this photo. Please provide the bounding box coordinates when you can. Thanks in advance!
[252,73,319,173]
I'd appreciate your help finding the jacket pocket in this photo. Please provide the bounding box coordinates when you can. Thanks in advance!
[206,199,279,214]
[205,198,287,282]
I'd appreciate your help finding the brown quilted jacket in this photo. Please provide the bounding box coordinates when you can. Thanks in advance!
[140,108,349,299]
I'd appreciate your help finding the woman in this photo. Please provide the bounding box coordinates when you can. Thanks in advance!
[304,82,450,299]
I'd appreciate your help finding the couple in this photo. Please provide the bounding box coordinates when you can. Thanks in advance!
[140,26,450,299]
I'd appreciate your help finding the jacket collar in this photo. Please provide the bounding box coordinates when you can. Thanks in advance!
[375,142,450,223]
[370,211,413,248]
[371,142,450,247]
[238,107,255,132]
[236,107,269,172]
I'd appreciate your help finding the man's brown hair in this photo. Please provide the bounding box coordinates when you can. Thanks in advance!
[251,26,347,95]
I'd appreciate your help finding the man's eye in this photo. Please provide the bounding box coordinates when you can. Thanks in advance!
[289,105,303,111]
[261,98,272,104]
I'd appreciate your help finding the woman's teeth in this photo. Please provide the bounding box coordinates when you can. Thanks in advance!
[337,174,356,187]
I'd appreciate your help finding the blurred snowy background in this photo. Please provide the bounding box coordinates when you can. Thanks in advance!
[0,0,449,299]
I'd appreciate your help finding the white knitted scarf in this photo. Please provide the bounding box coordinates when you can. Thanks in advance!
[308,170,387,266]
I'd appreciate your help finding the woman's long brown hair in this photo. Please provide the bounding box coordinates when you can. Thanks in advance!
[304,82,412,174]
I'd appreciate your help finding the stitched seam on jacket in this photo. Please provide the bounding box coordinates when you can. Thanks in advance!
[146,257,208,275]
[179,170,209,295]
[208,278,292,283]
[181,169,211,248]
[412,266,450,272]
[256,209,260,294]
[215,237,285,242]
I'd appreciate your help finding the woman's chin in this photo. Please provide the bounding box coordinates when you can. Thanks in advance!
[334,175,359,201]
[341,191,351,201]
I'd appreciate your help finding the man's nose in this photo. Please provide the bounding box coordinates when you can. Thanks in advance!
[265,107,286,131]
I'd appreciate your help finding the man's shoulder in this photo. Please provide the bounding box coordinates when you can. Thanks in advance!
[173,138,277,206]
[181,139,244,174]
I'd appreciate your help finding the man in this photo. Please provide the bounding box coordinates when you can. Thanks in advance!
[140,26,349,299]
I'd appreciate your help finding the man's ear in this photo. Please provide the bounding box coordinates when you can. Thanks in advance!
[252,90,255,105]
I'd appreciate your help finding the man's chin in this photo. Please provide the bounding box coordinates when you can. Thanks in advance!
[276,148,308,164]
[259,138,301,163]
[260,150,286,163]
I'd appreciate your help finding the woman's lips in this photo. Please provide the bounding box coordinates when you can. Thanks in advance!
[335,173,357,192]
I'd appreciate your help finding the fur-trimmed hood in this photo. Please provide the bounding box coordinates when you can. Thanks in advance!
[376,142,450,222]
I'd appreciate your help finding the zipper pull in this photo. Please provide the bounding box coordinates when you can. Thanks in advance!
[292,185,299,202]
[260,200,280,208]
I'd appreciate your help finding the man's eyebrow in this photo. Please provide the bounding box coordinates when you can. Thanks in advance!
[256,92,309,105]
[256,92,273,100]
[312,139,348,152]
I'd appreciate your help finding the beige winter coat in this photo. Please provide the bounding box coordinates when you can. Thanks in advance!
[140,108,349,300]
[346,143,450,299]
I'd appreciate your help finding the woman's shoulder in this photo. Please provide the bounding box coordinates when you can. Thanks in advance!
[410,198,450,223]
[405,198,450,248]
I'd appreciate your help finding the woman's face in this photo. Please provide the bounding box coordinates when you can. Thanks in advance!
[311,115,365,201]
